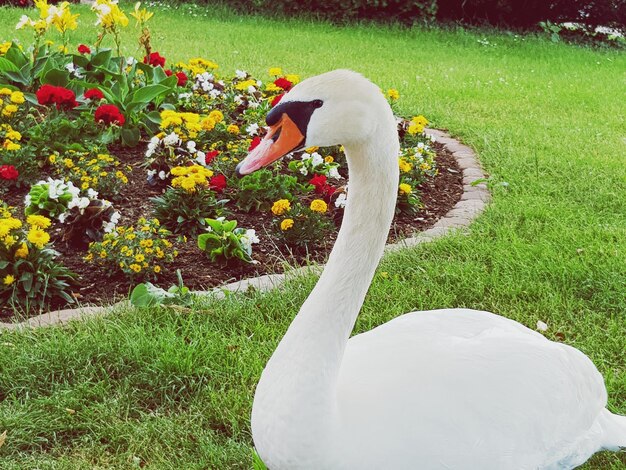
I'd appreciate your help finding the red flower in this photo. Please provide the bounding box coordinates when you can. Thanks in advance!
[271,93,284,108]
[84,88,104,101]
[143,52,165,67]
[78,44,91,54]
[165,70,188,87]
[248,136,261,151]
[210,174,227,192]
[274,77,293,91]
[205,150,219,165]
[0,165,19,181]
[95,104,125,126]
[309,173,336,198]
[35,84,78,110]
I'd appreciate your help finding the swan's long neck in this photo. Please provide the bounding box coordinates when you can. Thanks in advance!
[252,112,399,461]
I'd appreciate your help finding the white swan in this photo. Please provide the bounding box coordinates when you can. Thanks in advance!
[236,70,626,469]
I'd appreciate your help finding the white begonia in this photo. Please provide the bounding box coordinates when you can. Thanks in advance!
[235,69,247,79]
[328,167,341,180]
[335,192,347,208]
[311,152,323,167]
[163,132,180,146]
[195,151,206,165]
[146,136,160,158]
[103,211,121,233]
[187,140,197,152]
[246,123,259,136]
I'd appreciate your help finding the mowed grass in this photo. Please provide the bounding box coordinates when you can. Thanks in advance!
[0,3,625,468]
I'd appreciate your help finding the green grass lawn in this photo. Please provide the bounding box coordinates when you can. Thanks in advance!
[0,2,625,468]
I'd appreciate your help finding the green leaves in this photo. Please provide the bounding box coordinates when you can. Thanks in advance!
[130,270,194,307]
[197,218,253,265]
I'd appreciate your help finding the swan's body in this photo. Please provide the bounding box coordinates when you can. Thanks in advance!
[237,70,626,469]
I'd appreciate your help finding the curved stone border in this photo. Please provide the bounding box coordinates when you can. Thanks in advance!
[0,129,489,331]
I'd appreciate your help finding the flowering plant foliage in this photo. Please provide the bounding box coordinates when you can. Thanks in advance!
[197,217,258,265]
[234,169,310,213]
[0,202,75,312]
[85,217,177,281]
[288,149,342,181]
[271,199,333,251]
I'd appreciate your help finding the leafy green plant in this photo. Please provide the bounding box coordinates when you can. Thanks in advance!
[197,218,258,265]
[0,205,75,314]
[272,200,333,251]
[151,187,228,236]
[234,169,308,212]
[24,178,80,219]
[129,269,195,307]
[85,217,178,281]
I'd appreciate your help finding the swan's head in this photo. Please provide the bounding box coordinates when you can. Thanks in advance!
[236,69,392,176]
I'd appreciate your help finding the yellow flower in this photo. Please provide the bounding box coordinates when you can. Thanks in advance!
[227,124,239,135]
[14,242,29,259]
[399,183,412,195]
[324,156,334,163]
[285,74,300,84]
[27,227,50,249]
[235,79,256,91]
[51,5,79,34]
[265,82,281,93]
[407,123,424,135]
[3,274,15,286]
[4,141,20,151]
[280,218,294,231]
[26,214,52,229]
[2,104,18,116]
[0,42,11,55]
[271,199,291,216]
[201,117,216,131]
[153,265,161,273]
[129,263,142,273]
[6,130,21,141]
[310,199,328,213]
[135,254,145,262]
[269,67,282,76]
[398,158,412,173]
[10,91,25,104]
[130,1,153,26]
[411,115,429,127]
[387,88,400,100]
[99,250,107,258]
[208,110,223,123]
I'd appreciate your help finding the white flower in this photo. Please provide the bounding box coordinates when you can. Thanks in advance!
[209,89,221,99]
[147,169,157,179]
[187,140,197,152]
[335,192,347,208]
[245,229,259,244]
[301,152,311,162]
[163,132,180,146]
[235,69,247,79]
[87,188,99,199]
[247,85,257,94]
[328,167,341,180]
[16,15,33,30]
[536,321,548,332]
[311,152,323,167]
[417,142,425,149]
[233,95,244,105]
[246,123,259,136]
[195,151,206,165]
[178,92,192,100]
[248,101,260,109]
[65,62,84,79]
[126,56,137,66]
[299,166,308,176]
[58,212,67,223]
[158,170,167,180]
[24,194,31,207]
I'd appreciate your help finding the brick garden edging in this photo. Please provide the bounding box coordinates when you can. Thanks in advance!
[0,129,490,331]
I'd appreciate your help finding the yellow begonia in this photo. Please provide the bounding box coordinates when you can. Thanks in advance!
[310,199,328,213]
[399,183,412,195]
[280,218,294,231]
[271,199,291,216]
[27,227,50,249]
[27,214,52,229]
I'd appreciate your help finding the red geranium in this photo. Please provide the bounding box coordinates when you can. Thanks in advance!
[248,136,261,151]
[95,104,125,126]
[144,52,165,67]
[274,77,293,91]
[210,174,227,192]
[0,165,19,180]
[78,44,91,54]
[35,84,78,110]
[165,70,188,87]
[84,88,104,101]
[271,93,284,107]
[309,174,336,198]
[205,150,219,165]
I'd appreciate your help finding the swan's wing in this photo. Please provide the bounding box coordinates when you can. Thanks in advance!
[335,308,607,469]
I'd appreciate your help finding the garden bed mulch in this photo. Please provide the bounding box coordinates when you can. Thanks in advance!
[1,141,462,322]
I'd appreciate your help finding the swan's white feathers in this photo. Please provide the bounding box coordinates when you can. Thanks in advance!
[336,308,607,469]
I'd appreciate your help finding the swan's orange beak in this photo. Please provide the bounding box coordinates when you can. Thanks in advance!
[235,114,305,177]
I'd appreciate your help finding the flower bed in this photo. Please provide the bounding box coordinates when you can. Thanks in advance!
[0,1,462,319]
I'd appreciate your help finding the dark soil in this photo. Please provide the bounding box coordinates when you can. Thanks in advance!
[1,142,462,321]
